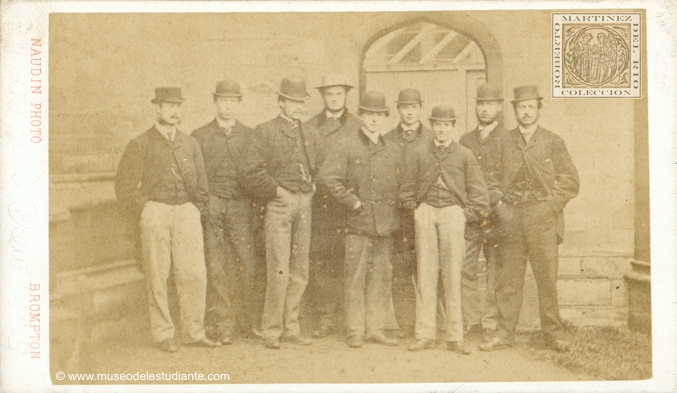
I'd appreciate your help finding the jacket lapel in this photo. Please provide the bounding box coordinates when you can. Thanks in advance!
[524,126,543,151]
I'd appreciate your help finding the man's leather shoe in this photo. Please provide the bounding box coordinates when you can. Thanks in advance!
[215,329,233,345]
[264,338,280,349]
[368,334,398,346]
[482,328,495,343]
[551,339,572,353]
[408,339,435,351]
[158,338,178,353]
[447,341,471,355]
[313,323,333,339]
[478,336,510,352]
[185,337,221,348]
[280,335,312,345]
[348,335,363,348]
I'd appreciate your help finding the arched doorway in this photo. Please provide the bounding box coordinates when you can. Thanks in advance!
[362,21,487,136]
[356,12,503,136]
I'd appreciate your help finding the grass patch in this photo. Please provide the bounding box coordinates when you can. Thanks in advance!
[520,324,652,380]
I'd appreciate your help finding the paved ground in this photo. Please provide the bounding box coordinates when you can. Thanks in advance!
[72,315,593,385]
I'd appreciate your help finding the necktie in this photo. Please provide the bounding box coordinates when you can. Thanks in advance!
[220,127,232,137]
[328,117,336,125]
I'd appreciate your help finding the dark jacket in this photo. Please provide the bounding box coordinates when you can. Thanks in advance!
[115,126,209,217]
[305,109,362,217]
[191,119,255,200]
[459,123,507,206]
[487,126,580,242]
[318,130,403,237]
[400,139,489,223]
[384,122,434,153]
[244,115,322,202]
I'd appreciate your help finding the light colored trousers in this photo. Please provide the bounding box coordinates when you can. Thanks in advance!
[139,201,207,343]
[414,203,466,342]
[344,234,394,339]
[261,188,313,340]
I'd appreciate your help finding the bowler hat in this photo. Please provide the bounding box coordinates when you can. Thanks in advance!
[396,88,423,104]
[213,80,243,98]
[474,83,504,101]
[358,91,389,113]
[151,87,185,104]
[316,74,354,90]
[276,77,311,101]
[429,105,457,122]
[511,85,543,104]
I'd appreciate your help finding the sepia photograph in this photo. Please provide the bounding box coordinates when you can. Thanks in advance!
[2,2,675,391]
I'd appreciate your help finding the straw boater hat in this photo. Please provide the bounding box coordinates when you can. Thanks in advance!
[316,74,354,91]
[276,77,311,101]
[151,87,185,103]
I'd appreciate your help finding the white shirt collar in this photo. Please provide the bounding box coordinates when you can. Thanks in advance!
[478,120,499,139]
[518,123,538,142]
[155,122,177,141]
[326,109,344,120]
[433,138,453,148]
[361,126,381,144]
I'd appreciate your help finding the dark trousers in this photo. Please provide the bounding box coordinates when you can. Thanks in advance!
[344,234,394,338]
[307,208,345,328]
[462,221,500,330]
[494,201,568,342]
[391,209,416,334]
[204,195,265,335]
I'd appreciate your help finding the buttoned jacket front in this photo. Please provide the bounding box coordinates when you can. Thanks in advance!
[400,139,489,223]
[115,126,209,216]
[191,119,255,200]
[459,123,506,206]
[384,122,434,153]
[318,130,403,237]
[487,126,580,241]
[244,115,322,202]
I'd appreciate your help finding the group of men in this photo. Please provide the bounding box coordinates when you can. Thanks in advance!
[115,74,579,355]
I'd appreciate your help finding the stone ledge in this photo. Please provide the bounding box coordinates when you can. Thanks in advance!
[580,257,633,278]
[55,259,143,296]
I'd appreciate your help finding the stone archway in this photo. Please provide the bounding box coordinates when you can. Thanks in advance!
[354,12,503,95]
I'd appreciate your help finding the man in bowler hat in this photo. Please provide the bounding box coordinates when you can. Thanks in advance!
[400,105,489,354]
[244,77,322,349]
[318,91,403,349]
[384,88,435,337]
[459,83,506,342]
[115,87,220,352]
[191,80,265,344]
[479,85,579,352]
[304,75,362,338]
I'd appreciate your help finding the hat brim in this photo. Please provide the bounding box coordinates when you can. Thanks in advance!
[473,96,504,102]
[151,98,185,103]
[511,95,543,104]
[358,105,390,113]
[429,117,457,122]
[316,84,354,90]
[396,100,424,104]
[213,92,243,98]
[276,92,311,102]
